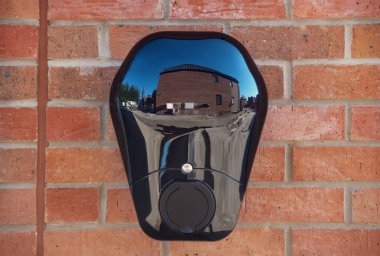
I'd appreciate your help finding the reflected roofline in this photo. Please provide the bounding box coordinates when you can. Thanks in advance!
[160,64,239,83]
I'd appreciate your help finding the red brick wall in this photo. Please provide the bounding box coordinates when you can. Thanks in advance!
[0,1,379,255]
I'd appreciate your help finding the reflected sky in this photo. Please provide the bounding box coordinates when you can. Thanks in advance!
[122,38,258,98]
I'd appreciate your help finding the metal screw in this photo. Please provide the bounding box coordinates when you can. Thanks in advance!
[181,163,193,174]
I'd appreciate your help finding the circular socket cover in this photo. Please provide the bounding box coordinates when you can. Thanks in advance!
[159,181,216,234]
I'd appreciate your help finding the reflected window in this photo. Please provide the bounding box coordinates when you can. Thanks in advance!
[230,81,233,87]
[231,97,234,105]
[212,75,219,83]
[216,94,222,105]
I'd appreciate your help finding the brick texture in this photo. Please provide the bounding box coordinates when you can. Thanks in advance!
[293,229,380,256]
[48,0,163,20]
[106,111,116,141]
[352,188,380,223]
[170,0,285,19]
[49,67,118,100]
[231,26,344,60]
[106,189,137,223]
[45,188,99,223]
[251,146,284,181]
[109,25,223,59]
[0,0,39,19]
[44,229,161,256]
[0,25,38,59]
[259,65,284,99]
[262,105,345,141]
[170,228,284,256]
[350,106,380,141]
[352,24,380,58]
[0,66,37,100]
[0,189,36,224]
[294,65,380,100]
[0,108,37,142]
[240,188,344,222]
[0,148,36,182]
[293,146,380,181]
[46,148,126,182]
[47,107,100,141]
[0,232,36,256]
[48,26,98,59]
[293,0,380,18]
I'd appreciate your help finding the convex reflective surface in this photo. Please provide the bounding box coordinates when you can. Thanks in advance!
[110,32,267,241]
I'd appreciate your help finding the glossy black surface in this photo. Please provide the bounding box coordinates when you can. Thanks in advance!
[110,32,267,241]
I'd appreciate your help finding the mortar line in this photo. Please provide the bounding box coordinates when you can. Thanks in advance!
[47,141,118,148]
[45,223,139,231]
[259,140,380,147]
[161,241,170,256]
[223,23,232,34]
[0,183,37,189]
[162,0,170,20]
[248,181,380,189]
[100,103,107,141]
[99,184,107,224]
[0,225,37,232]
[268,99,380,105]
[0,100,38,107]
[283,61,293,100]
[284,144,293,182]
[0,142,37,149]
[285,0,292,19]
[285,226,292,256]
[0,60,38,66]
[344,25,352,59]
[236,222,380,229]
[98,22,111,59]
[0,19,39,25]
[344,185,353,224]
[345,104,352,141]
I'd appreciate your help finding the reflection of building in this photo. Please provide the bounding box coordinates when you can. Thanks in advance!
[156,64,239,115]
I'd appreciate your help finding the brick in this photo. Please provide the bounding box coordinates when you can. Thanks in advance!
[44,228,160,255]
[293,229,380,256]
[293,0,380,18]
[0,0,39,19]
[106,111,116,141]
[46,188,98,223]
[49,67,118,100]
[0,148,36,182]
[0,25,38,59]
[0,66,37,100]
[231,26,344,60]
[350,106,380,141]
[48,0,163,20]
[240,188,344,222]
[294,65,380,100]
[0,232,36,256]
[106,189,137,223]
[259,65,284,99]
[0,189,36,224]
[46,148,126,182]
[262,105,345,141]
[352,188,380,223]
[48,26,98,59]
[294,146,380,181]
[170,0,285,19]
[170,228,284,256]
[352,25,380,58]
[0,108,37,142]
[251,146,284,181]
[47,107,100,141]
[109,25,223,59]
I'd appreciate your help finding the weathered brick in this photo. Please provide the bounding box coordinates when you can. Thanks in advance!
[109,25,223,59]
[48,26,98,59]
[251,146,284,181]
[231,26,344,60]
[294,65,380,100]
[170,228,284,256]
[352,188,380,223]
[0,25,38,59]
[48,0,163,20]
[0,66,37,100]
[350,106,380,141]
[46,188,99,223]
[352,24,380,58]
[0,108,37,142]
[0,148,36,182]
[240,188,344,222]
[44,228,160,255]
[0,232,36,256]
[0,0,39,19]
[294,147,380,181]
[259,65,284,99]
[293,229,380,256]
[293,0,380,18]
[106,189,137,223]
[47,107,100,141]
[170,0,285,19]
[262,105,345,141]
[49,67,118,100]
[46,148,126,182]
[0,189,36,224]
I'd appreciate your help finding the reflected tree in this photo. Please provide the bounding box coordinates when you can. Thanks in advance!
[120,83,140,102]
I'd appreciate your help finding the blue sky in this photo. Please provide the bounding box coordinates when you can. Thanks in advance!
[122,38,258,98]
